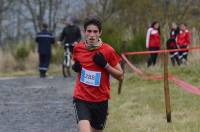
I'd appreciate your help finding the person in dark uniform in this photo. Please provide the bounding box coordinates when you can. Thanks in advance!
[35,22,55,78]
[59,16,81,53]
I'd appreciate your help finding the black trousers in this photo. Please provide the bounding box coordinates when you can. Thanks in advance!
[147,47,160,67]
[39,53,51,77]
[179,45,188,61]
[168,46,180,66]
[169,51,180,66]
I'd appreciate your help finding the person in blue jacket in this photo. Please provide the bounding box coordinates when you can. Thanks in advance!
[35,22,55,78]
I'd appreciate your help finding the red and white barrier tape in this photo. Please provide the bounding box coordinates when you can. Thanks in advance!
[121,52,200,96]
[169,76,200,96]
[124,46,200,55]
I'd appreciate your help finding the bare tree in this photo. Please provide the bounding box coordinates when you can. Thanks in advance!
[48,0,63,33]
[84,0,119,21]
[20,0,47,33]
[20,0,71,34]
[0,0,83,46]
[0,0,14,46]
[1,0,199,47]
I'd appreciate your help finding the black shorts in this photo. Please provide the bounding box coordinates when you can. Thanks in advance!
[73,98,108,130]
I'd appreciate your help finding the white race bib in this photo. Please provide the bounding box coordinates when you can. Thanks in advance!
[80,68,101,87]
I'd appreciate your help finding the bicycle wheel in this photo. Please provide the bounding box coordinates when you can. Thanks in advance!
[62,64,70,77]
[62,55,71,77]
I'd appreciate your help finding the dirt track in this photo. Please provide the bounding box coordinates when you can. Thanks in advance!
[0,76,78,132]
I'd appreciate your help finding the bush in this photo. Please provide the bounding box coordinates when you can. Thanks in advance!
[126,31,146,63]
[101,21,147,63]
[14,43,30,61]
[27,41,36,52]
[51,45,64,64]
[14,43,31,70]
[101,22,124,54]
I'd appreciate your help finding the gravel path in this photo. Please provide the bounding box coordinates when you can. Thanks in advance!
[0,76,78,132]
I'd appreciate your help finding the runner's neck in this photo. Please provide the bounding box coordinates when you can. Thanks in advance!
[85,38,102,51]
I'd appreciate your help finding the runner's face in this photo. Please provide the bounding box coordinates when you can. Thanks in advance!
[85,24,101,45]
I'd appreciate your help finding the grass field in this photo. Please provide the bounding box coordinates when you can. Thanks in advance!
[105,64,200,132]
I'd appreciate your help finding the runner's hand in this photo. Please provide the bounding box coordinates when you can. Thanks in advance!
[93,52,108,68]
[72,61,82,73]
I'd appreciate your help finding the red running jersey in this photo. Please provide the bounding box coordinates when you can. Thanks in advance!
[72,41,121,102]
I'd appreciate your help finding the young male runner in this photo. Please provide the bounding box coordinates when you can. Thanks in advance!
[72,17,123,132]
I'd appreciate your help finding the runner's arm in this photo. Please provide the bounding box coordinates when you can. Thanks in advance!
[93,52,123,81]
[105,63,123,81]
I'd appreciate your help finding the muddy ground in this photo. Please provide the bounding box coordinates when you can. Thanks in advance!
[0,76,78,132]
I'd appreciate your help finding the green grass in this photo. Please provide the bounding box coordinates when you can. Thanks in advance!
[106,64,200,132]
[1,56,200,131]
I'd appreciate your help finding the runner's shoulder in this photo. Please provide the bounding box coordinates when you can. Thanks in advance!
[102,42,115,52]
[74,41,85,48]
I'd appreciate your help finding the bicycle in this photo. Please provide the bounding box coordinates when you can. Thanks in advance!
[62,43,72,77]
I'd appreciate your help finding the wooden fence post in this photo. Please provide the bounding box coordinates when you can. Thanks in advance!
[118,41,126,95]
[163,52,172,122]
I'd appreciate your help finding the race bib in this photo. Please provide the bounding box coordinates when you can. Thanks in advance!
[80,68,101,87]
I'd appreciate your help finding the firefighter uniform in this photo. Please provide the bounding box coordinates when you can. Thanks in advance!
[35,30,55,77]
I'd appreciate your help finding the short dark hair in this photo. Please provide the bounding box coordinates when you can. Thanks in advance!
[84,16,102,32]
[42,22,48,29]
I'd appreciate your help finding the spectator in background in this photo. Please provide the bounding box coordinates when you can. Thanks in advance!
[146,21,161,67]
[59,16,81,54]
[35,22,55,78]
[166,22,180,66]
[177,23,191,65]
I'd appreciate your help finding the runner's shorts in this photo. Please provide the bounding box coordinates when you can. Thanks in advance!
[73,98,108,130]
